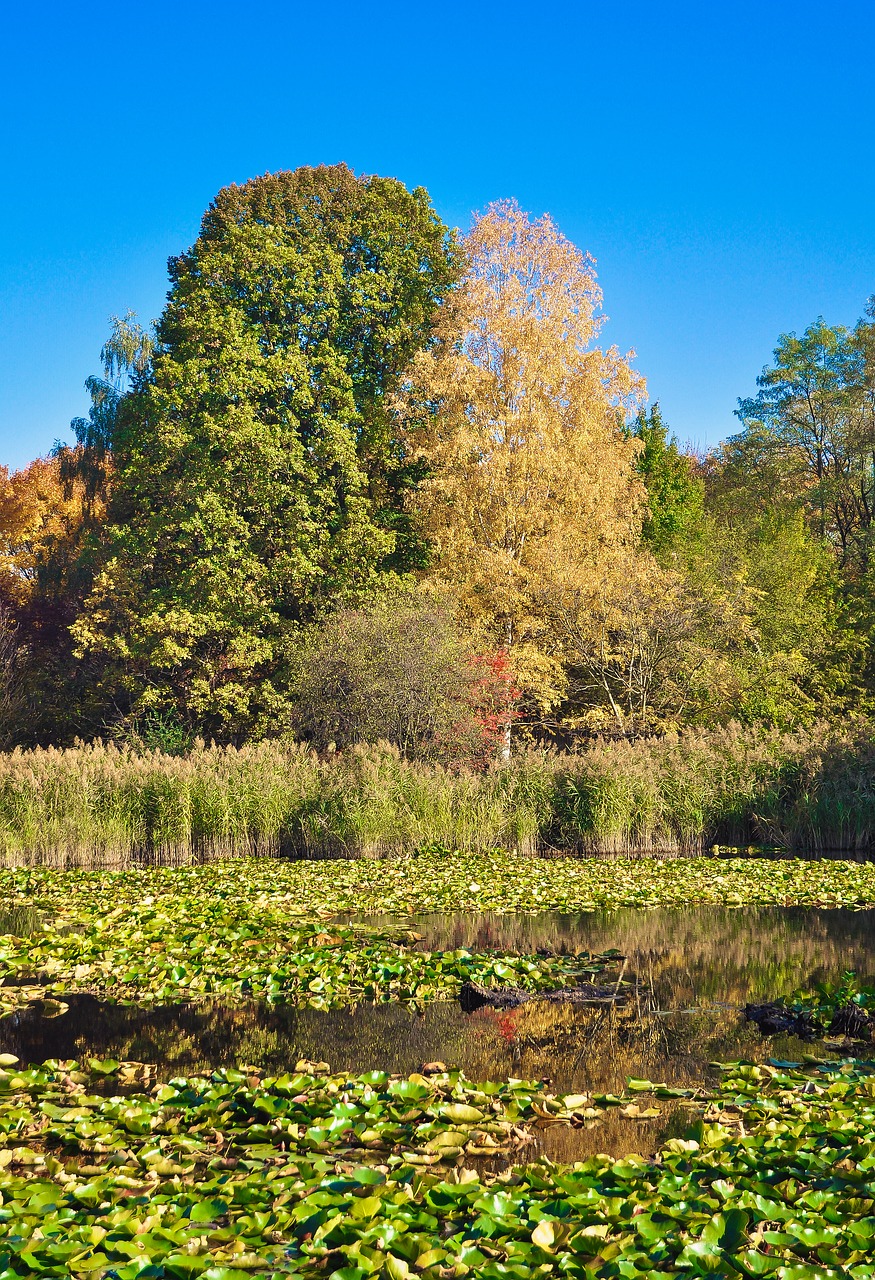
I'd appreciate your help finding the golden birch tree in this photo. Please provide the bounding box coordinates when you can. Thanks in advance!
[401,200,647,718]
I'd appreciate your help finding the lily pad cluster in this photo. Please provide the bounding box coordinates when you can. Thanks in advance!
[0,1055,874,1277]
[0,867,615,1015]
[6,852,875,925]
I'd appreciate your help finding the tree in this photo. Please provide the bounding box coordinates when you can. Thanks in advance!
[72,165,460,739]
[0,452,107,742]
[57,311,153,516]
[401,200,646,726]
[735,316,875,572]
[629,403,704,554]
[554,551,713,734]
[664,503,852,728]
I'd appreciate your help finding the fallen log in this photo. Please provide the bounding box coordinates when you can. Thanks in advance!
[459,980,629,1013]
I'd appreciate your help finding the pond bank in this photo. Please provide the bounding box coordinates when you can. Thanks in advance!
[2,725,875,865]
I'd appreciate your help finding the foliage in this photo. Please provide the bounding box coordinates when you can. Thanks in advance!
[3,724,875,862]
[6,837,875,946]
[735,311,875,573]
[59,310,154,514]
[763,970,875,1039]
[71,165,460,741]
[553,549,714,734]
[0,863,609,1017]
[0,453,109,744]
[671,507,847,728]
[629,402,704,553]
[400,199,645,722]
[465,650,521,765]
[0,1055,874,1276]
[289,595,516,766]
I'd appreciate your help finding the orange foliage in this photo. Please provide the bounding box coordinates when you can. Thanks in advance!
[0,452,104,608]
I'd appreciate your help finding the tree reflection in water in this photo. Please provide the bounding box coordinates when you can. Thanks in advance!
[2,904,868,1157]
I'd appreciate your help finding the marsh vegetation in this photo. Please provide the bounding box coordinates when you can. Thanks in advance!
[2,875,875,1276]
[4,723,875,867]
[3,162,875,1278]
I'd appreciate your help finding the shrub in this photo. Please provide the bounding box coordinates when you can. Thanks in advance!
[290,596,517,766]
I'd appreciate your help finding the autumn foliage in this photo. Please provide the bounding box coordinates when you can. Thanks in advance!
[4,167,875,752]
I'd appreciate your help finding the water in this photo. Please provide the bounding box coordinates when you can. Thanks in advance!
[2,905,872,1158]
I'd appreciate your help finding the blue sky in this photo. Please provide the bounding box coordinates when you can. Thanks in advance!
[2,0,873,470]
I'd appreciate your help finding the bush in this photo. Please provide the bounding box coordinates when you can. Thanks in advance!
[290,596,518,766]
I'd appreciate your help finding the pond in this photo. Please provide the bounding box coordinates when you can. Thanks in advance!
[3,904,873,1159]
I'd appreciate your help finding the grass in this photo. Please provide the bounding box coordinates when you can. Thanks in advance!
[1,723,875,865]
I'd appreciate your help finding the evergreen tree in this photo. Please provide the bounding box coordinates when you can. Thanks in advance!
[629,403,704,553]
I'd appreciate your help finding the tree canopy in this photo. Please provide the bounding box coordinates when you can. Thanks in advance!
[400,199,645,721]
[71,165,460,739]
[3,170,875,753]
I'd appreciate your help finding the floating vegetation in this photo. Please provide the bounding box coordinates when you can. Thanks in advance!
[5,855,875,1015]
[0,865,617,1016]
[0,1055,874,1276]
[7,852,875,924]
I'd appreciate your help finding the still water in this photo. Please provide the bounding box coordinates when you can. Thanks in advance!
[2,905,873,1157]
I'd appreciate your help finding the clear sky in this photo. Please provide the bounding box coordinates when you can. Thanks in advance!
[2,0,873,471]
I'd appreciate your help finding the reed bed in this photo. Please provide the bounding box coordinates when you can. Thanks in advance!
[0,724,873,865]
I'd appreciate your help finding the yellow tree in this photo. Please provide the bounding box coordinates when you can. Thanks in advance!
[401,200,647,721]
[0,454,100,608]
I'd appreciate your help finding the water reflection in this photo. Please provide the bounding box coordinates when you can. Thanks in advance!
[1,904,867,1157]
[388,905,875,1010]
[0,986,826,1158]
[0,903,41,937]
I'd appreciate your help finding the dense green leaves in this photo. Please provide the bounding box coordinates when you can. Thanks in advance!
[0,861,874,1274]
[3,853,875,1017]
[72,165,460,739]
[629,403,704,554]
[0,1055,873,1277]
[0,861,618,1015]
[7,851,875,927]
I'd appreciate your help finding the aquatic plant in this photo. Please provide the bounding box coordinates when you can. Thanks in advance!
[3,856,875,1021]
[748,970,875,1042]
[0,723,875,865]
[0,1055,873,1276]
[0,863,619,1015]
[7,852,875,931]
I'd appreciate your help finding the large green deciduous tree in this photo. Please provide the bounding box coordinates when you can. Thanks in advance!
[73,165,460,739]
[735,313,875,572]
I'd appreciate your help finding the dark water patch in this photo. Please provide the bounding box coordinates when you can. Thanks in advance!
[1,904,867,1156]
[0,985,824,1159]
[365,905,875,1011]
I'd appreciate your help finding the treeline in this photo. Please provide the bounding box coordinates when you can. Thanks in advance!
[2,164,875,756]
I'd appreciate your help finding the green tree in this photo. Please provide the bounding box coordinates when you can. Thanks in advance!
[59,311,154,517]
[735,317,875,571]
[628,403,704,553]
[73,166,460,739]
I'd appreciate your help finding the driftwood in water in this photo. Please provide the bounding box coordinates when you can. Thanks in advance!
[744,1002,819,1039]
[745,1001,874,1041]
[460,980,629,1013]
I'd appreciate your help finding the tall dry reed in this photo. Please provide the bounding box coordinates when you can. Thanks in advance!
[0,724,872,866]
